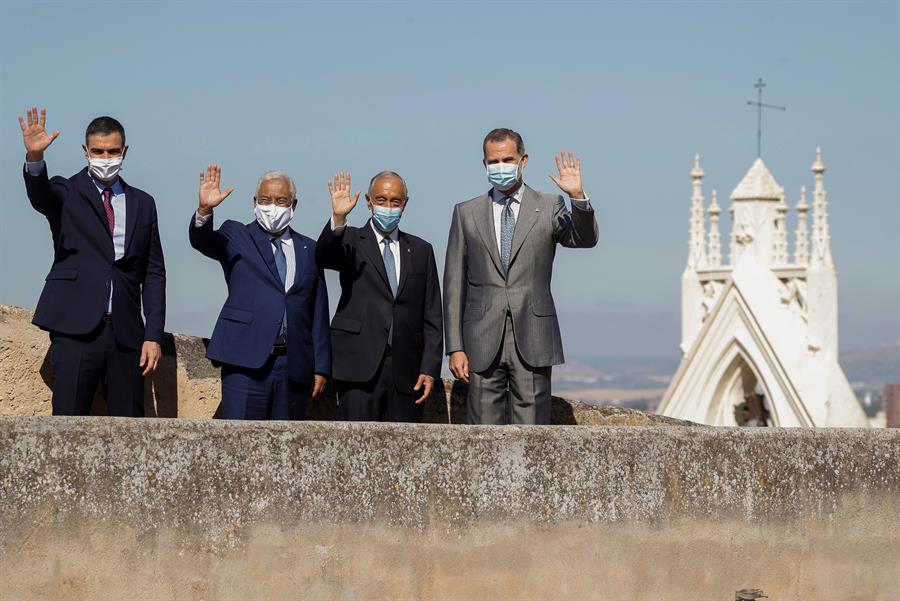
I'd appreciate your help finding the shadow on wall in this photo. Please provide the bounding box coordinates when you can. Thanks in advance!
[38,333,187,418]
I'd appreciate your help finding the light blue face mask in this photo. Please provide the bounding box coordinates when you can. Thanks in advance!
[372,205,403,232]
[486,160,521,191]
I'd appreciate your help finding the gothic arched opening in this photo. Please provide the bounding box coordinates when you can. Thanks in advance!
[708,351,771,427]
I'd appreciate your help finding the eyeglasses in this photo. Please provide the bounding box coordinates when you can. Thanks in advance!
[256,196,295,208]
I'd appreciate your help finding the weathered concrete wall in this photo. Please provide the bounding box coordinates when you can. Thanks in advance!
[1,417,898,600]
[0,304,687,426]
[0,304,223,419]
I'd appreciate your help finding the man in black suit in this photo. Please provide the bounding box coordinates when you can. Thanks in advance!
[19,106,166,416]
[316,171,442,422]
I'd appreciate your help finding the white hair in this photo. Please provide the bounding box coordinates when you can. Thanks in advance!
[256,170,297,198]
[368,170,408,197]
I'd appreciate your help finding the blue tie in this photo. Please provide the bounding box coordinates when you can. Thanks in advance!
[382,237,397,343]
[500,196,516,276]
[382,237,398,296]
[273,238,287,336]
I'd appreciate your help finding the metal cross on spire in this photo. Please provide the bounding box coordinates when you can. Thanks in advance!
[746,78,786,158]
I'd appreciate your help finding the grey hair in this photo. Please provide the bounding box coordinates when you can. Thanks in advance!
[368,171,408,197]
[256,170,297,198]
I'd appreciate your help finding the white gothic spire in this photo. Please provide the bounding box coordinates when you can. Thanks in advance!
[728,157,785,266]
[687,154,707,269]
[810,147,834,268]
[731,157,783,200]
[707,189,722,268]
[773,193,790,265]
[795,185,810,265]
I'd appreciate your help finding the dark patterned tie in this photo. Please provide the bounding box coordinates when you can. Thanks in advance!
[273,238,288,336]
[101,188,115,234]
[500,196,516,275]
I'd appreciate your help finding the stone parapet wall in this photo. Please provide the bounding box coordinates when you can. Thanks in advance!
[1,417,898,599]
[4,305,897,599]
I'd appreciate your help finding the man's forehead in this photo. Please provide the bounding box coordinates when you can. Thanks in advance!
[86,132,123,148]
[259,177,291,191]
[370,176,405,195]
[484,138,519,157]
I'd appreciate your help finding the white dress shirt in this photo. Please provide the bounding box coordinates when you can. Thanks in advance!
[330,217,401,282]
[195,211,295,291]
[489,184,591,254]
[26,160,126,312]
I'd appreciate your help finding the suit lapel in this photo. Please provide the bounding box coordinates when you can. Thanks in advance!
[473,192,503,276]
[119,177,140,255]
[286,230,308,295]
[508,185,539,268]
[74,169,111,236]
[248,222,282,285]
[396,231,411,297]
[358,220,392,292]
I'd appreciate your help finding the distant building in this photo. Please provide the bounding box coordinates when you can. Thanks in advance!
[886,384,900,428]
[657,150,869,427]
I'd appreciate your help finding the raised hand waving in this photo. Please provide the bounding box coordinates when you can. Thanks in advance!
[19,106,60,162]
[327,171,360,227]
[198,164,234,216]
[548,151,586,200]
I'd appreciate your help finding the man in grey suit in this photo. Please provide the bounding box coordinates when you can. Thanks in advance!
[443,128,599,425]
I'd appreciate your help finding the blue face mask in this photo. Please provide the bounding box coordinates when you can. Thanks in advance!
[486,160,521,191]
[372,205,403,232]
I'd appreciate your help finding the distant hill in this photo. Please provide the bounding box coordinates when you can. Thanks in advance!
[554,355,679,390]
[557,345,900,392]
[840,344,900,388]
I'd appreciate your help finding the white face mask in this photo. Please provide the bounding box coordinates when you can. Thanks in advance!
[254,203,294,234]
[88,156,123,181]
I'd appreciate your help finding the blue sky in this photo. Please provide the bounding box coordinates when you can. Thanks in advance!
[1,1,897,357]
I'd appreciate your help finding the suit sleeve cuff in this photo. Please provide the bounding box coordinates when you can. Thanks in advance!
[329,217,347,233]
[570,197,591,211]
[24,160,46,177]
[194,210,212,228]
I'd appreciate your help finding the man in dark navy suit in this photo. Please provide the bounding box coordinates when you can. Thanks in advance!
[316,171,442,422]
[190,165,330,420]
[20,106,166,417]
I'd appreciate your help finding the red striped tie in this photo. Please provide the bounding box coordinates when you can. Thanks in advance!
[101,188,115,234]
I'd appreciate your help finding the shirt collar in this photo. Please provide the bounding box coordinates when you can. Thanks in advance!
[271,229,293,244]
[491,183,525,204]
[92,177,124,196]
[370,220,399,244]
